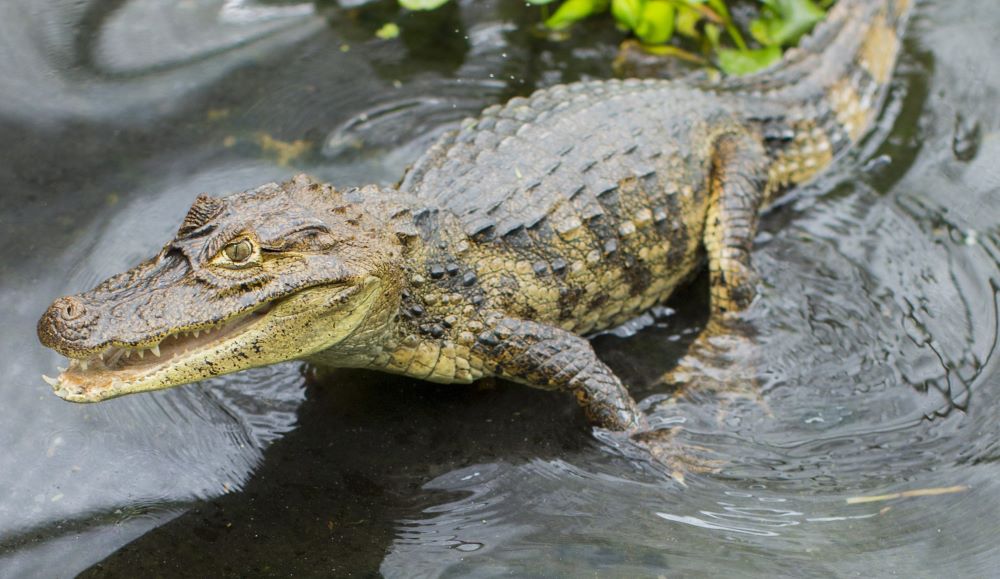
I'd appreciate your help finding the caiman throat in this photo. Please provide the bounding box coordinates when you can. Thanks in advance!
[38,0,912,432]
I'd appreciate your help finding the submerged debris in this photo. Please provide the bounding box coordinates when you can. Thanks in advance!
[845,485,970,505]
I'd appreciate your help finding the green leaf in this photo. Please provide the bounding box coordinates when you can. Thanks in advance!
[635,0,675,44]
[611,0,643,30]
[375,22,400,39]
[750,0,826,47]
[675,5,702,39]
[705,0,747,50]
[398,0,450,10]
[704,22,721,50]
[545,0,601,30]
[717,45,782,75]
[705,0,730,21]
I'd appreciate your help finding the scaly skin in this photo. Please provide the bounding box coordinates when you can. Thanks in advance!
[37,0,911,432]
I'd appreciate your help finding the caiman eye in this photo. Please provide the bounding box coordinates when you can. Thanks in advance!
[223,238,254,263]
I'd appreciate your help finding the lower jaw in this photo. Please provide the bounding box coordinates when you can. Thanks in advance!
[52,379,122,402]
[53,350,239,402]
[52,357,202,401]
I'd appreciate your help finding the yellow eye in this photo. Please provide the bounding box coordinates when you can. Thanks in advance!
[223,238,254,263]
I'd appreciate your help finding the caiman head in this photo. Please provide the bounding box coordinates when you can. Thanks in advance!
[37,175,408,402]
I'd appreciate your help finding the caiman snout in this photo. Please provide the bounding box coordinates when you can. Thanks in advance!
[37,296,100,354]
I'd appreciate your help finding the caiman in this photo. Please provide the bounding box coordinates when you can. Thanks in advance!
[37,0,912,432]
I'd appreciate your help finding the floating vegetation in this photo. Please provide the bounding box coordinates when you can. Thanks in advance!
[393,0,834,75]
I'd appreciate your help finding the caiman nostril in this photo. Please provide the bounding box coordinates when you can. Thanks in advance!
[38,296,99,351]
[56,296,86,321]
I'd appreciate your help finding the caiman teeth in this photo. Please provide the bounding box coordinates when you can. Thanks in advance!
[56,307,269,378]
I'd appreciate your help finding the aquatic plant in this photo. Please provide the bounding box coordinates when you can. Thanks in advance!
[395,0,833,75]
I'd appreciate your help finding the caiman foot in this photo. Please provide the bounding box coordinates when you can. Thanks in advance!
[576,385,649,433]
[660,315,771,421]
[631,427,727,486]
[594,421,729,485]
[711,259,761,314]
[609,316,771,481]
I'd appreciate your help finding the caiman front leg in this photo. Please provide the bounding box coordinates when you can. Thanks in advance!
[473,313,647,432]
[705,132,768,314]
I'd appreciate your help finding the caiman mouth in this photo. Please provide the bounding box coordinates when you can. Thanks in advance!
[43,300,278,402]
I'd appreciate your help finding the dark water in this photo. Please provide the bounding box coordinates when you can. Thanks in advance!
[1,0,998,577]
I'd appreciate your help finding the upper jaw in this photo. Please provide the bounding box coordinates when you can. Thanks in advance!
[43,301,276,402]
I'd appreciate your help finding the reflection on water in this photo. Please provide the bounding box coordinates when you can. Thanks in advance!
[0,0,999,577]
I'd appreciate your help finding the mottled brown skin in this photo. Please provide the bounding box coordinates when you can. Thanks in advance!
[38,0,910,432]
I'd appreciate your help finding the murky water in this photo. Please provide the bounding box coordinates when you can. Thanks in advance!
[1,0,998,577]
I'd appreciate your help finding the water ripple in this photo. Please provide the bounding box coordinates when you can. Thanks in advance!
[3,0,1000,576]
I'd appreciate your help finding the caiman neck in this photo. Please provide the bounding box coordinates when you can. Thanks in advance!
[303,184,473,369]
[332,183,468,262]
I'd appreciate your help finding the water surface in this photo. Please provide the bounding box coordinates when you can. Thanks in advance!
[1,0,998,577]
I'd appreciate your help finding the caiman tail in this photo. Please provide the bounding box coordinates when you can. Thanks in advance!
[711,0,915,202]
